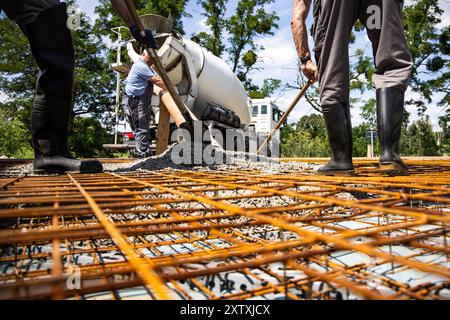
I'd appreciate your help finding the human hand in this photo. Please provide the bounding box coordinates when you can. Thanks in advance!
[301,60,319,83]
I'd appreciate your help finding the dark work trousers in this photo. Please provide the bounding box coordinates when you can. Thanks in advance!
[123,93,153,158]
[1,1,76,159]
[312,0,413,105]
[0,0,60,26]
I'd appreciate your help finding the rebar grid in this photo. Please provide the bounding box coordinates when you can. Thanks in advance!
[0,159,449,300]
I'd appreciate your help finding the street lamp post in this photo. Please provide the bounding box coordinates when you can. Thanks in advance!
[366,129,377,158]
[111,26,127,145]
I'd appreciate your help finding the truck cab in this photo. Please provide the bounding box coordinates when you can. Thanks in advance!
[249,99,284,155]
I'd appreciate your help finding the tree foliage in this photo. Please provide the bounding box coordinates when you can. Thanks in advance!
[403,0,449,114]
[279,0,447,158]
[280,114,330,158]
[286,0,448,117]
[227,0,279,78]
[439,115,450,155]
[192,0,227,57]
[0,2,116,158]
[248,79,281,99]
[94,0,190,40]
[401,116,441,156]
[280,112,444,158]
[192,0,280,96]
[0,3,115,119]
[351,0,449,116]
[0,110,33,158]
[68,117,113,158]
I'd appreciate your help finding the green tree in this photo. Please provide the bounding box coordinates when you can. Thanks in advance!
[351,124,382,157]
[0,3,115,118]
[280,114,330,157]
[192,0,228,57]
[439,115,450,155]
[359,98,377,130]
[352,124,369,158]
[248,79,282,99]
[296,113,327,140]
[68,117,113,158]
[192,0,280,96]
[282,0,448,158]
[94,0,190,40]
[286,0,448,115]
[0,17,38,135]
[227,0,279,90]
[401,116,440,156]
[403,0,449,114]
[0,110,33,158]
[352,0,449,116]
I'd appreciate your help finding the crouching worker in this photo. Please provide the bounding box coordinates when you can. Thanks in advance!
[123,49,193,158]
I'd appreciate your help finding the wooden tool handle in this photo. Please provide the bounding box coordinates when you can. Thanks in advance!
[124,0,190,117]
[257,81,313,155]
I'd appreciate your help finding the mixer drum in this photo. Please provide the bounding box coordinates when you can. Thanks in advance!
[183,40,251,125]
[129,15,252,127]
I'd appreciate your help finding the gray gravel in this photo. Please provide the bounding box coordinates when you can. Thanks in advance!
[0,143,323,177]
[106,143,322,174]
[0,164,34,177]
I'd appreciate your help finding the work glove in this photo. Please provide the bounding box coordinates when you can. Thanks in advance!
[130,25,157,49]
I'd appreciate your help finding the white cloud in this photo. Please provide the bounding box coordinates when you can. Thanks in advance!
[197,18,210,33]
[76,0,97,18]
[406,103,446,129]
[251,27,298,83]
[436,0,450,29]
[277,92,322,123]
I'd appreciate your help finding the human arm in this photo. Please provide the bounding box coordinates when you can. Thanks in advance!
[152,85,185,126]
[149,75,167,91]
[291,0,318,83]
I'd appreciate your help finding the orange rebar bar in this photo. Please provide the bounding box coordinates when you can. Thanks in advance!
[0,158,448,300]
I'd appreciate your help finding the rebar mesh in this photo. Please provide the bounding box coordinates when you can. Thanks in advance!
[0,158,449,300]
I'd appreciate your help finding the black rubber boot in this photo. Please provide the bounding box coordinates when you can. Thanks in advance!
[22,4,103,174]
[317,102,355,176]
[376,88,410,176]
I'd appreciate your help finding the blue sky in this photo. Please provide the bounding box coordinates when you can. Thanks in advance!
[67,0,450,129]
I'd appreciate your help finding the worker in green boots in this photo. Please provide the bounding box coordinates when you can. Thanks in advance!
[0,0,157,174]
[291,0,413,176]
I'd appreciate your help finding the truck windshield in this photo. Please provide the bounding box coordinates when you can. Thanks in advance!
[252,106,259,117]
[273,110,280,122]
[261,105,268,115]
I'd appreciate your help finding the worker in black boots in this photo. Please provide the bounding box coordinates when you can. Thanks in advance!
[0,0,157,174]
[291,0,413,176]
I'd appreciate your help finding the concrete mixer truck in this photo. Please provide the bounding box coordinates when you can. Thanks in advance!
[107,14,277,157]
